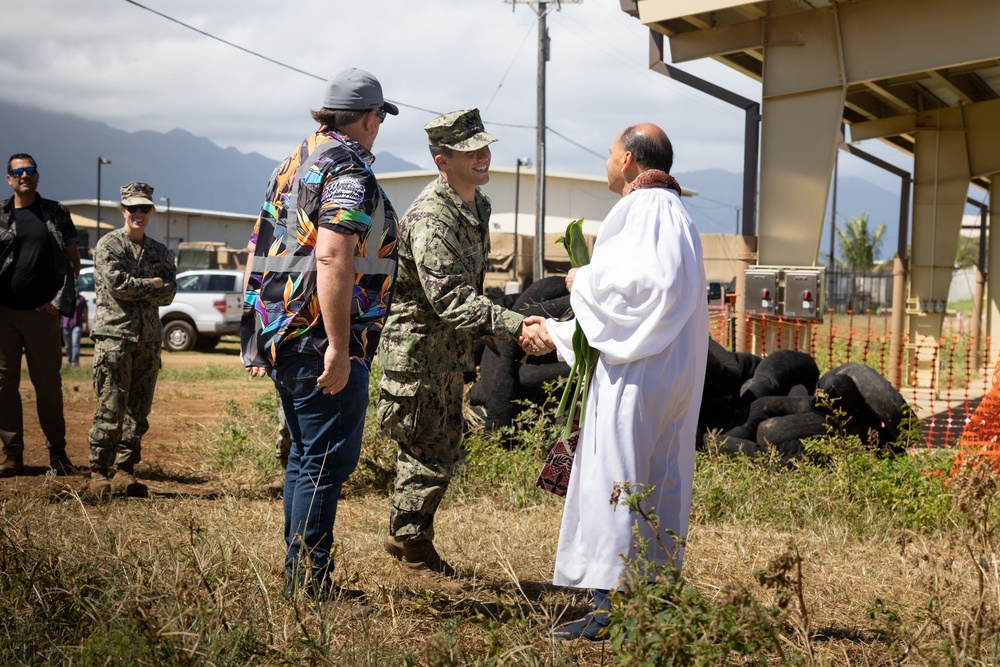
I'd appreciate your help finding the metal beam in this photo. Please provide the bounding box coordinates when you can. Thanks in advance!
[862,80,916,113]
[663,0,1000,88]
[928,69,975,105]
[618,0,639,17]
[853,98,1000,178]
[636,0,755,23]
[649,31,759,237]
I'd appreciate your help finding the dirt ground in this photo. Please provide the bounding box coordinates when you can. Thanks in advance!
[1,340,271,499]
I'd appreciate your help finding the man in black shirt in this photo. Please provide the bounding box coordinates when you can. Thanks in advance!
[0,153,80,477]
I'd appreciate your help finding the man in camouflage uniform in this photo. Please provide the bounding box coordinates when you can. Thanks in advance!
[377,109,529,577]
[88,182,176,498]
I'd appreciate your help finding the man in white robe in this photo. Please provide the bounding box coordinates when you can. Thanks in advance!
[522,123,708,641]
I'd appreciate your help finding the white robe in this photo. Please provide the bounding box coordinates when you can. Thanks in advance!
[547,187,708,590]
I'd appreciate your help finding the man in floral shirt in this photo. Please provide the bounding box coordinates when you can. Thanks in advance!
[241,68,399,600]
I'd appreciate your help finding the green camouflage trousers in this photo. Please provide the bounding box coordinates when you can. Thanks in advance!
[88,338,161,470]
[378,369,465,541]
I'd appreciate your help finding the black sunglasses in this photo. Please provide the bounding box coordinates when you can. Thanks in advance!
[375,109,386,123]
[125,204,153,214]
[8,167,38,177]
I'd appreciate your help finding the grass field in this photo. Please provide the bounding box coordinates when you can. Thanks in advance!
[3,357,1000,665]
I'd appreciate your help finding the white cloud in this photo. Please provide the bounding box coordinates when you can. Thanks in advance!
[2,0,765,179]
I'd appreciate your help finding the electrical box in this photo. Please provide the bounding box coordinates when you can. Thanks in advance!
[782,269,824,320]
[744,268,780,316]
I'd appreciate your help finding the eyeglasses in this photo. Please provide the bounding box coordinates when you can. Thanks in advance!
[375,109,387,123]
[8,167,38,177]
[125,204,153,214]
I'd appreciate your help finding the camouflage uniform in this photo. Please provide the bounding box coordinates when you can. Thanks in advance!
[377,110,524,542]
[88,183,176,472]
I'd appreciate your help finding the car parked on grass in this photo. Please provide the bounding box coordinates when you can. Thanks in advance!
[78,268,244,352]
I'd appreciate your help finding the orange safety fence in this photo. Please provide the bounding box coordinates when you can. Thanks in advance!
[953,353,1000,473]
[708,308,992,449]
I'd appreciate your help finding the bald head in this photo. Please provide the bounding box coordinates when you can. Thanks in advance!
[619,124,673,173]
[605,123,674,195]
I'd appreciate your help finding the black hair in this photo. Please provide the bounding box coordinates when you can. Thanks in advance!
[7,153,36,173]
[620,126,673,173]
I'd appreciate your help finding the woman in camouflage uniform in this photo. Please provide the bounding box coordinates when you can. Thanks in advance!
[88,182,176,498]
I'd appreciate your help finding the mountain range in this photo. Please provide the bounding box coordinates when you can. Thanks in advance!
[0,99,422,215]
[1,100,903,261]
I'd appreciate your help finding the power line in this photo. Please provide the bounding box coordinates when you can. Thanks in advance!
[121,0,441,115]
[123,0,321,81]
[545,126,605,161]
[483,19,538,114]
[121,0,616,162]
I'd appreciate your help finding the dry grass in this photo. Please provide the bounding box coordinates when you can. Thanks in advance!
[4,366,1000,665]
[4,460,1000,665]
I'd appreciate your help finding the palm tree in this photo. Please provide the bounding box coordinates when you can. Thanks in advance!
[832,213,887,312]
[836,212,885,270]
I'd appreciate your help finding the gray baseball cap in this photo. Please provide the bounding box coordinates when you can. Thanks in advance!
[322,68,399,116]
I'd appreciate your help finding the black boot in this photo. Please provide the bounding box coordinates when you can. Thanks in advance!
[0,452,24,478]
[49,451,75,476]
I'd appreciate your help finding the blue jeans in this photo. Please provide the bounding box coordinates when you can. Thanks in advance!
[62,326,82,365]
[270,353,369,594]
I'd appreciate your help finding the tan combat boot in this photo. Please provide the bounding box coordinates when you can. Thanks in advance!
[88,468,112,500]
[111,462,148,498]
[384,535,457,577]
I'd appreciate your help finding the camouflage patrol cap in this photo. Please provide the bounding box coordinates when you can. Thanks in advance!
[120,182,154,206]
[424,109,498,151]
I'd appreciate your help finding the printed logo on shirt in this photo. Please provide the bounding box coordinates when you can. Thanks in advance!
[328,177,366,209]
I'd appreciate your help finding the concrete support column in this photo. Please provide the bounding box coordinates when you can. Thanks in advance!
[888,257,907,388]
[988,176,1000,371]
[756,8,847,266]
[908,111,970,331]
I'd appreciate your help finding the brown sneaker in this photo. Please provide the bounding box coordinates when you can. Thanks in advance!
[0,453,23,478]
[384,535,457,577]
[111,470,149,498]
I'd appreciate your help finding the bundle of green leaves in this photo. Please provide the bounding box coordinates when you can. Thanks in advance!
[555,218,599,439]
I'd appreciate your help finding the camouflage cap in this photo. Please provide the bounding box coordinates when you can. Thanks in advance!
[120,182,154,206]
[424,109,498,151]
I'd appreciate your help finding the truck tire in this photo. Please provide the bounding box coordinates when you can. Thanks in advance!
[163,320,197,352]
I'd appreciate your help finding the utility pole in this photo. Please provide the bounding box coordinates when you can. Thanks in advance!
[505,0,581,282]
[96,156,111,242]
[535,2,548,283]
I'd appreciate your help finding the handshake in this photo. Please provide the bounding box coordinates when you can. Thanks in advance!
[519,316,555,356]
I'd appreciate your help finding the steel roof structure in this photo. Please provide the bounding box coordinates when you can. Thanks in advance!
[619,0,1000,380]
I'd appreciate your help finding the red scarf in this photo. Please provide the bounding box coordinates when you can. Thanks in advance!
[628,169,681,195]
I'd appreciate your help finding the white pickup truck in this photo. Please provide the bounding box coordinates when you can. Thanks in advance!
[78,268,244,352]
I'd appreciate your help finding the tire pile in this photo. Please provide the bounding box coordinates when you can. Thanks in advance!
[700,341,918,459]
[468,277,572,434]
[468,280,918,458]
